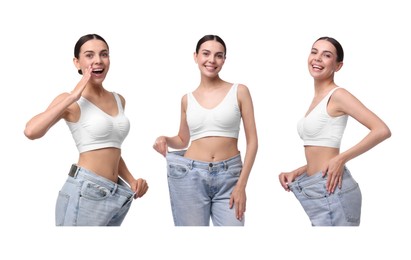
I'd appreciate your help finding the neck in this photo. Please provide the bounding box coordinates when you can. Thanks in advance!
[83,83,106,97]
[199,76,224,89]
[313,78,337,94]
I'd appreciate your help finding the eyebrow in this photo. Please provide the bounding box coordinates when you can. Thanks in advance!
[312,48,334,55]
[201,49,225,55]
[82,49,108,54]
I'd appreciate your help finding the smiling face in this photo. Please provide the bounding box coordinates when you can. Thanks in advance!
[308,39,343,80]
[194,40,226,78]
[73,39,110,84]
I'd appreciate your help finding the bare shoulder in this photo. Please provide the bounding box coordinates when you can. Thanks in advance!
[115,92,126,108]
[50,92,74,109]
[53,92,71,103]
[332,87,360,102]
[180,93,188,111]
[237,83,252,98]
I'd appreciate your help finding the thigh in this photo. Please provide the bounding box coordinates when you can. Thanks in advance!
[290,176,332,226]
[167,161,210,226]
[211,162,244,226]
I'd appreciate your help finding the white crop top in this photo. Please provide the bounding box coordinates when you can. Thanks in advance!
[297,87,348,148]
[187,84,241,141]
[66,92,130,153]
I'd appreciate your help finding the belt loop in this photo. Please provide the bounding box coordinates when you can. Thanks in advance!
[188,161,193,170]
[208,163,213,172]
[223,161,228,171]
[111,184,118,195]
[69,164,80,178]
[296,182,302,193]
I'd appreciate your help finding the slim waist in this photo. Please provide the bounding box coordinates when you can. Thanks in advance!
[166,150,242,171]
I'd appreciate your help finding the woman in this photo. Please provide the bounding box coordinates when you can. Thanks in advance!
[153,35,258,226]
[24,34,149,226]
[279,36,391,226]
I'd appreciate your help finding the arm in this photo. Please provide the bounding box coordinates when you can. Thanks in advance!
[278,165,307,191]
[230,84,258,220]
[118,156,148,199]
[24,65,92,140]
[153,94,191,157]
[325,88,392,192]
[24,93,77,139]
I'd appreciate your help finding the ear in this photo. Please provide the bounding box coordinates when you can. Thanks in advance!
[335,61,343,72]
[193,52,198,64]
[73,57,80,70]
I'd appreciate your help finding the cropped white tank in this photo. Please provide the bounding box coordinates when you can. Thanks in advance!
[297,87,348,148]
[187,84,241,141]
[66,92,130,153]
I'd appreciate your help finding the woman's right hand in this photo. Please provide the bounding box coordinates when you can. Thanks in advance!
[278,171,298,192]
[71,64,92,101]
[153,136,168,157]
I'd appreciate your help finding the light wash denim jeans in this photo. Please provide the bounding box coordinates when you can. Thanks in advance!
[55,165,135,226]
[166,150,244,226]
[288,166,362,226]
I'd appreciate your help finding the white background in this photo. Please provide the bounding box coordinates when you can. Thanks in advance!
[1,0,408,259]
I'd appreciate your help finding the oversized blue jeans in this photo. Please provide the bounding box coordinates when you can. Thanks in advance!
[288,166,362,226]
[55,165,135,226]
[166,150,244,226]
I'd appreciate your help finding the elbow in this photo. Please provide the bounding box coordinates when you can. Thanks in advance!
[24,130,37,140]
[383,126,392,140]
[181,139,190,149]
[376,126,391,143]
[24,127,43,140]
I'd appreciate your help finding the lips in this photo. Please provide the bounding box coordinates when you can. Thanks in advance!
[205,65,217,71]
[312,64,323,70]
[92,68,104,74]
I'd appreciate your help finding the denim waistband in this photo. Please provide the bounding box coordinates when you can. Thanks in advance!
[289,166,352,190]
[68,164,134,198]
[166,150,242,171]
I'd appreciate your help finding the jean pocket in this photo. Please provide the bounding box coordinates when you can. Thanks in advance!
[338,183,362,223]
[80,180,110,201]
[167,163,189,179]
[301,181,327,199]
[227,164,242,177]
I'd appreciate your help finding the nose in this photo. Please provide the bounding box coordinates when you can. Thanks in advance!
[93,55,103,64]
[208,55,216,63]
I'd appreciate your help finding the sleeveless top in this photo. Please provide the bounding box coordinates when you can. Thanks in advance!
[66,92,130,153]
[297,87,348,148]
[187,84,241,141]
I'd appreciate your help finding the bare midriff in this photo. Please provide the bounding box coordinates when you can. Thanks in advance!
[77,148,121,182]
[304,146,340,176]
[184,137,239,162]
